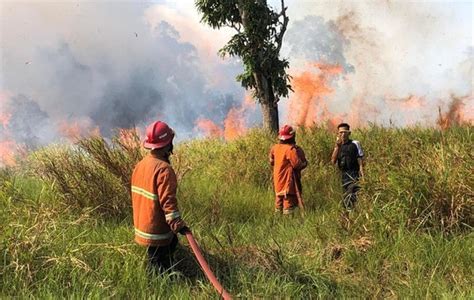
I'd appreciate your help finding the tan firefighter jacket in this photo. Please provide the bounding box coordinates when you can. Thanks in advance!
[131,153,185,246]
[269,143,308,196]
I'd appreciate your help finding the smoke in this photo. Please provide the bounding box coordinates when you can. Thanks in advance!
[2,94,52,148]
[281,1,473,127]
[0,1,250,150]
[285,15,354,73]
[0,0,472,164]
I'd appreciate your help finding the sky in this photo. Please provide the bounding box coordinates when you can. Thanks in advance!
[0,0,472,149]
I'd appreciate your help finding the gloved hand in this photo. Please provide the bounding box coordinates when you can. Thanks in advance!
[178,226,191,235]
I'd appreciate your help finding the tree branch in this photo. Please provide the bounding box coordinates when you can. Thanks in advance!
[230,22,242,33]
[275,0,288,54]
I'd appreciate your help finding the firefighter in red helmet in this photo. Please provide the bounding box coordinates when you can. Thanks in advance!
[131,120,189,273]
[269,125,308,214]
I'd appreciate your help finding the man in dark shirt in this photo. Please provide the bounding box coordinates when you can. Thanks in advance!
[331,123,365,211]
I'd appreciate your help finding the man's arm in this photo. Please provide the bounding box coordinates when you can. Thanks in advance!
[296,146,308,170]
[331,135,342,165]
[288,146,307,170]
[331,145,340,165]
[269,146,275,166]
[156,166,186,233]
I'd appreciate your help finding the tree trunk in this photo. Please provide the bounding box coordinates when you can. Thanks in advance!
[254,72,279,133]
[239,2,279,134]
[261,101,279,133]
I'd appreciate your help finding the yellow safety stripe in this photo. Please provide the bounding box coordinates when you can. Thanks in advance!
[131,186,158,201]
[165,211,181,221]
[134,228,173,240]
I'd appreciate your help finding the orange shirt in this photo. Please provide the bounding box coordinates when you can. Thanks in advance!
[131,153,185,246]
[269,143,307,196]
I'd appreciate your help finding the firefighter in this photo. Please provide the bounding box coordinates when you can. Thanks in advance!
[330,122,365,211]
[269,125,308,214]
[131,120,189,274]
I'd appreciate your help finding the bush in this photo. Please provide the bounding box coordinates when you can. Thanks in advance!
[27,129,144,217]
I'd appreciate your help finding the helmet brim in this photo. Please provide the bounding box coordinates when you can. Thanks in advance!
[279,134,295,140]
[143,133,174,150]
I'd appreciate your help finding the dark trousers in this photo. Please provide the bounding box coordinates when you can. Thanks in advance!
[147,235,178,274]
[341,170,360,210]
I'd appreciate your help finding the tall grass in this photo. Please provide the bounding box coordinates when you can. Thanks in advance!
[1,125,473,298]
[26,129,144,217]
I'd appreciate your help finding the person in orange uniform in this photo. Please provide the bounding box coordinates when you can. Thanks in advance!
[131,120,189,273]
[269,125,308,214]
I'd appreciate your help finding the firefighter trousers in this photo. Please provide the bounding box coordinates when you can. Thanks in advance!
[275,194,298,214]
[146,235,178,274]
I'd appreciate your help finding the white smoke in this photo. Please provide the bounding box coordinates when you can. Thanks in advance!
[0,1,248,145]
[0,0,472,154]
[280,0,473,126]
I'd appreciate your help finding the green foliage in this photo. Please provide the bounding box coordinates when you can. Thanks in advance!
[26,130,144,217]
[195,0,291,102]
[1,125,473,298]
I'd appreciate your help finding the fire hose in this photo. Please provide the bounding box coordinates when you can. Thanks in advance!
[293,173,305,215]
[185,232,232,300]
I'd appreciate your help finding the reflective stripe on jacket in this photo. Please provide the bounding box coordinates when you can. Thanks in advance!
[131,154,183,246]
[269,144,307,196]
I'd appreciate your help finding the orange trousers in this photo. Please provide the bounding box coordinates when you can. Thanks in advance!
[275,194,298,214]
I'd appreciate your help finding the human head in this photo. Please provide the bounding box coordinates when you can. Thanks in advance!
[337,123,351,142]
[143,120,175,151]
[278,125,296,144]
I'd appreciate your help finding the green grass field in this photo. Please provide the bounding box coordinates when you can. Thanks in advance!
[1,126,473,298]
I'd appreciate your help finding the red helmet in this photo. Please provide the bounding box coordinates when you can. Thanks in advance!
[143,121,175,149]
[278,124,295,140]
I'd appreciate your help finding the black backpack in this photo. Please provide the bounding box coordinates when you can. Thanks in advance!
[337,140,359,171]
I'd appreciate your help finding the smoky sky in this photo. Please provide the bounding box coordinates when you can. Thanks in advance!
[1,0,472,150]
[286,15,354,73]
[1,2,247,145]
[281,2,473,126]
[0,94,52,148]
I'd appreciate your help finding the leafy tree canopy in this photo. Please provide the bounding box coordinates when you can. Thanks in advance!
[196,0,291,104]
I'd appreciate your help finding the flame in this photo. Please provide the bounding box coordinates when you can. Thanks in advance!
[223,107,247,140]
[396,94,425,110]
[288,62,343,127]
[0,92,12,129]
[384,94,426,126]
[437,95,472,129]
[325,114,345,131]
[58,119,100,141]
[0,140,17,167]
[345,95,380,128]
[117,128,142,150]
[0,92,20,167]
[195,118,224,138]
[195,93,253,140]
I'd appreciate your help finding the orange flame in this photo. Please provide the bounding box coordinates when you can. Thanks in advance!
[58,119,100,141]
[0,140,17,167]
[345,95,380,128]
[437,95,472,129]
[0,92,12,129]
[396,94,425,110]
[288,62,343,127]
[223,107,247,140]
[384,94,427,126]
[0,92,20,167]
[117,128,142,150]
[195,93,253,140]
[195,118,224,138]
